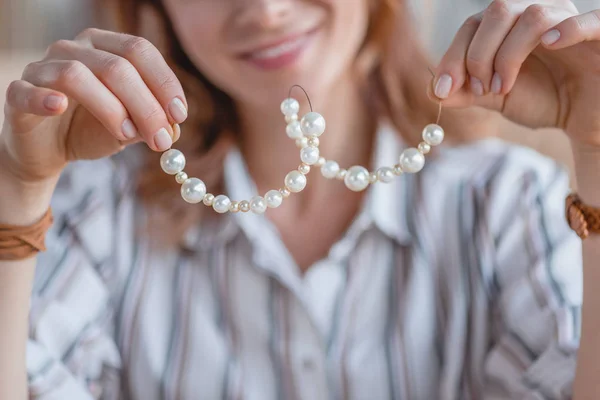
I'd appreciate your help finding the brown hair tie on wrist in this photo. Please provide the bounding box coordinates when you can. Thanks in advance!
[0,208,54,261]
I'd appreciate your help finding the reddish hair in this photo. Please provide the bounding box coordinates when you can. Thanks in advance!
[113,0,441,238]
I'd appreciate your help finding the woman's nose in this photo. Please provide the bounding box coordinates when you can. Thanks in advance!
[232,0,292,29]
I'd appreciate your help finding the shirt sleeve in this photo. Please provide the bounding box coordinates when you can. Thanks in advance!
[483,149,582,399]
[27,158,129,399]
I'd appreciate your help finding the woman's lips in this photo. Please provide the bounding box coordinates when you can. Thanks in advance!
[241,30,316,70]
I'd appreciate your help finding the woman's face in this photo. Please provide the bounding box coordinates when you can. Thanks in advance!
[162,0,371,109]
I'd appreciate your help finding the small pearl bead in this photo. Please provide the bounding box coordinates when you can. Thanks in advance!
[175,171,188,184]
[418,142,431,154]
[316,157,326,167]
[250,196,267,214]
[281,98,300,116]
[286,121,303,139]
[300,146,320,165]
[284,170,307,193]
[300,112,326,137]
[296,137,308,149]
[393,164,403,176]
[377,167,395,183]
[239,200,250,213]
[422,124,445,146]
[160,149,186,175]
[344,166,370,192]
[399,148,425,173]
[180,178,206,204]
[321,160,340,179]
[203,193,215,206]
[285,114,298,123]
[308,137,320,147]
[265,190,283,208]
[298,164,311,175]
[279,188,291,198]
[336,168,348,180]
[369,172,378,184]
[212,195,231,214]
[229,201,240,213]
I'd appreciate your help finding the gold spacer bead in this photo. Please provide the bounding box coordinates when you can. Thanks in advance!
[298,163,311,175]
[239,200,250,213]
[279,188,291,198]
[203,193,215,206]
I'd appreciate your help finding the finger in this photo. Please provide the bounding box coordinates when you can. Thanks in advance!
[495,5,573,94]
[5,80,68,118]
[433,12,483,100]
[76,29,188,124]
[541,9,600,49]
[21,59,142,145]
[46,39,175,151]
[465,0,522,95]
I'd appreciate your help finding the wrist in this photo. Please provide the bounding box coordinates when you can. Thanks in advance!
[0,168,58,225]
[571,141,600,208]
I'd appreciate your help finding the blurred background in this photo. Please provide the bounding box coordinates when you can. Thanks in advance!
[1,0,599,181]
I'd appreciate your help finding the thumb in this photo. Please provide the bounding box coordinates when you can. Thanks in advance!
[426,73,504,112]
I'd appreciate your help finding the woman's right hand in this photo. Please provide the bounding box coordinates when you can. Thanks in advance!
[0,28,188,185]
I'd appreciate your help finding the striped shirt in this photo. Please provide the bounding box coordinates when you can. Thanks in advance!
[26,125,582,399]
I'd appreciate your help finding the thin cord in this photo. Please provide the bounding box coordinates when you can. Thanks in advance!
[427,66,443,125]
[288,85,313,112]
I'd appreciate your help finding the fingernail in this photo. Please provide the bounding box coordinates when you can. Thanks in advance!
[122,118,138,139]
[541,29,561,46]
[44,95,65,111]
[153,128,173,151]
[172,123,181,143]
[168,98,188,123]
[491,73,503,94]
[470,77,484,96]
[434,74,452,99]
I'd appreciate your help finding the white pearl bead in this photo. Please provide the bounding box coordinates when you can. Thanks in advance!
[422,124,445,146]
[377,167,395,183]
[321,160,340,179]
[300,112,326,137]
[180,178,206,204]
[281,98,300,116]
[212,195,231,214]
[265,190,283,208]
[418,142,431,154]
[160,149,186,175]
[175,171,188,184]
[286,121,303,139]
[399,148,425,173]
[285,114,298,123]
[284,170,307,193]
[300,146,320,165]
[250,196,267,214]
[344,166,370,192]
[203,193,215,206]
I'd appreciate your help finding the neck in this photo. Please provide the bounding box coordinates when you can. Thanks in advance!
[236,72,374,203]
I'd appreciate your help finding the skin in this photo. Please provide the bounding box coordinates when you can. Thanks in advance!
[0,0,599,398]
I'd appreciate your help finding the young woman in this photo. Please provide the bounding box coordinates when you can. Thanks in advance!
[1,0,600,398]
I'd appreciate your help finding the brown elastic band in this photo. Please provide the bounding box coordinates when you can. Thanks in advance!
[0,208,54,261]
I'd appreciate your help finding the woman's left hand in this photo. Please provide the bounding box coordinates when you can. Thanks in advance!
[433,0,600,148]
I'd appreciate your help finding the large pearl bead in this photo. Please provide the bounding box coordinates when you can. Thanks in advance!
[265,190,283,208]
[300,112,326,137]
[180,178,206,204]
[300,146,320,165]
[399,148,425,173]
[284,170,307,193]
[250,196,267,214]
[377,167,395,183]
[321,160,339,179]
[422,124,445,146]
[160,149,186,175]
[281,98,300,116]
[344,166,370,192]
[286,121,303,139]
[212,195,231,214]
